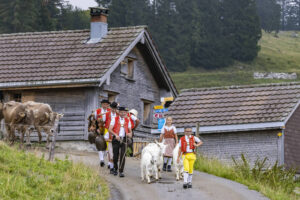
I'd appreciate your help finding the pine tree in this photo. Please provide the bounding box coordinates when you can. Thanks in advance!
[221,0,261,61]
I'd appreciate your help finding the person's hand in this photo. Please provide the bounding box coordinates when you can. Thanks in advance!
[115,135,120,141]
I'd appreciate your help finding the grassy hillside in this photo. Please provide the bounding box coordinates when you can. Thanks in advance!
[0,142,109,200]
[171,31,300,90]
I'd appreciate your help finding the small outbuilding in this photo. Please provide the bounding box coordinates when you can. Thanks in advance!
[165,83,300,172]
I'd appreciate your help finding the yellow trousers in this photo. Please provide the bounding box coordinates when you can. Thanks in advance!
[182,153,196,174]
[104,128,109,150]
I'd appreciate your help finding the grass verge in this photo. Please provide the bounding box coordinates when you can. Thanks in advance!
[194,154,299,200]
[0,141,109,200]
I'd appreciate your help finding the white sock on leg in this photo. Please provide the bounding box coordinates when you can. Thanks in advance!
[164,157,168,164]
[188,174,193,183]
[167,158,172,166]
[183,172,188,184]
[110,162,114,169]
[99,151,104,161]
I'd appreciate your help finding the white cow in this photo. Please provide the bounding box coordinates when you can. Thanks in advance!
[173,143,184,181]
[141,141,167,182]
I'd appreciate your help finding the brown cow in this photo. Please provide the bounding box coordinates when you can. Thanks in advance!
[2,101,32,144]
[24,101,63,147]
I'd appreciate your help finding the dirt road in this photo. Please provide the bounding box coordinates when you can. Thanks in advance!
[44,150,269,200]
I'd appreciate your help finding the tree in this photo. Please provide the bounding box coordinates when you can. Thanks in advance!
[256,0,281,33]
[221,0,261,61]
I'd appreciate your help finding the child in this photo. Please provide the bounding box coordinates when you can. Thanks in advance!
[177,127,203,189]
[159,116,178,172]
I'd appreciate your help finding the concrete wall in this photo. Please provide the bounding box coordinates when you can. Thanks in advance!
[198,130,280,166]
[101,47,164,138]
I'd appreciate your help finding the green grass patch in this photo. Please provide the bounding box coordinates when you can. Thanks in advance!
[194,154,299,200]
[0,141,109,200]
[171,31,300,90]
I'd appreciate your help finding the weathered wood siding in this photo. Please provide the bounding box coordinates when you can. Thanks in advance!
[3,88,98,141]
[197,130,280,166]
[101,48,163,138]
[284,105,300,173]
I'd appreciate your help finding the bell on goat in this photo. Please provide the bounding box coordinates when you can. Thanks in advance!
[88,133,96,144]
[95,135,107,151]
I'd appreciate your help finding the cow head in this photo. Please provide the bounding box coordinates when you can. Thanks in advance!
[49,112,63,134]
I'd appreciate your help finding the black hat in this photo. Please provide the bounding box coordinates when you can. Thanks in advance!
[101,99,110,104]
[110,102,118,108]
[118,106,128,111]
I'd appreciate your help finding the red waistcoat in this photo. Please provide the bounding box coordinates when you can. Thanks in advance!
[180,136,195,153]
[127,113,135,128]
[105,111,118,129]
[95,108,111,120]
[164,128,175,138]
[112,116,130,136]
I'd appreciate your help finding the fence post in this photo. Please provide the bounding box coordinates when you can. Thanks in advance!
[48,124,60,161]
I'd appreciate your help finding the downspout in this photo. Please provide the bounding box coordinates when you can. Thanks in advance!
[278,126,285,166]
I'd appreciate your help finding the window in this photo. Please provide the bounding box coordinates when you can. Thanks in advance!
[108,92,117,103]
[120,57,136,80]
[143,101,152,125]
[13,93,22,102]
[127,58,134,79]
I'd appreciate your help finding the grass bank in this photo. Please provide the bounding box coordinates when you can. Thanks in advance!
[171,31,300,90]
[194,155,299,200]
[0,141,109,200]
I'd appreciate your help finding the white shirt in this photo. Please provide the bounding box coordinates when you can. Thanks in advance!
[104,112,117,140]
[179,135,201,153]
[110,117,132,137]
[94,108,108,120]
[161,125,177,134]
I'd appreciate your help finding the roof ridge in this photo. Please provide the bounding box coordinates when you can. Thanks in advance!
[181,82,300,93]
[0,26,147,37]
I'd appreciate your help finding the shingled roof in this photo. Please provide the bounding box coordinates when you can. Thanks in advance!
[0,26,177,96]
[0,26,144,83]
[167,82,300,133]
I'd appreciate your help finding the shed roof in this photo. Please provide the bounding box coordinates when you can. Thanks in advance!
[167,82,300,132]
[0,26,177,96]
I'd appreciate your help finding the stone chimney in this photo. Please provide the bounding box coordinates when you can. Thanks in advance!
[87,7,109,44]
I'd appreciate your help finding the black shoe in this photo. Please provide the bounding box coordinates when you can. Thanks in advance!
[113,169,118,176]
[163,163,167,171]
[183,184,188,189]
[188,183,192,188]
[119,172,125,178]
[167,165,172,172]
[100,161,105,167]
[110,168,114,174]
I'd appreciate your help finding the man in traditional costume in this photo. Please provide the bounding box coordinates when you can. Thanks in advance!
[95,99,111,167]
[104,102,118,173]
[109,106,132,177]
[127,109,140,157]
[177,127,203,189]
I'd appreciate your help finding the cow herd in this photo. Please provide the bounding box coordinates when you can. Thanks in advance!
[141,142,184,183]
[0,101,63,148]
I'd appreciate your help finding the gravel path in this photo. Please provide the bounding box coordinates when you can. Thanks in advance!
[44,150,269,200]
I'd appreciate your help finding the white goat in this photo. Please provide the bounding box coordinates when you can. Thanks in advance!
[141,141,167,182]
[173,143,184,181]
[141,150,157,183]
